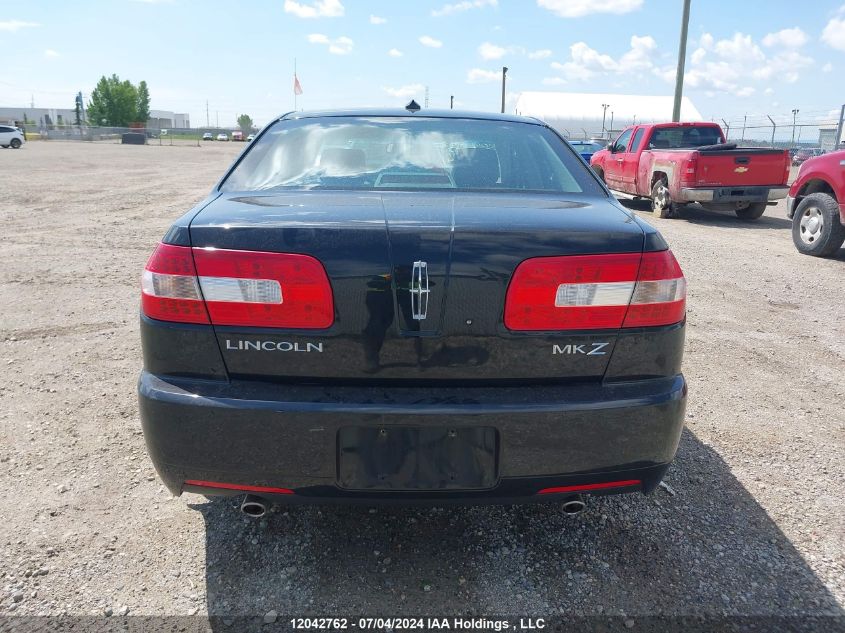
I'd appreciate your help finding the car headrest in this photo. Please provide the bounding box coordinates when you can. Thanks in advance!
[452,147,501,188]
[319,147,366,173]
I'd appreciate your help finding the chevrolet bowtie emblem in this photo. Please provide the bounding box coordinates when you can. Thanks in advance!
[734,166,749,173]
[410,261,430,320]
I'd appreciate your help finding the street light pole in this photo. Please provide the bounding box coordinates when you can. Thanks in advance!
[672,0,692,122]
[601,103,609,138]
[791,108,799,145]
[501,67,508,114]
[450,95,454,110]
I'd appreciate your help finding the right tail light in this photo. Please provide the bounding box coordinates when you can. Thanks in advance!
[504,250,686,331]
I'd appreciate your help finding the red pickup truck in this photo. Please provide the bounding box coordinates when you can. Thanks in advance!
[590,122,790,220]
[786,149,845,257]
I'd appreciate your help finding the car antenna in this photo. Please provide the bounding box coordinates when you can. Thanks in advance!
[405,100,421,113]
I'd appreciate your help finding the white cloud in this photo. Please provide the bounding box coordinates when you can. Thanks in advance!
[549,35,655,80]
[307,33,353,54]
[478,42,507,60]
[388,48,403,57]
[541,76,567,86]
[762,27,807,48]
[466,68,501,83]
[764,87,774,95]
[537,0,642,18]
[419,35,443,48]
[284,0,344,19]
[43,49,59,58]
[0,19,40,32]
[369,15,386,24]
[666,31,812,94]
[479,42,552,61]
[822,62,833,72]
[383,83,424,98]
[822,15,845,51]
[432,0,497,18]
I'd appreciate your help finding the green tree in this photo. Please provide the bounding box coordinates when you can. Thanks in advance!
[87,74,142,127]
[136,80,151,124]
[237,114,254,134]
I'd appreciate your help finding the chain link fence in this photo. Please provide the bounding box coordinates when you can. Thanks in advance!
[17,124,253,146]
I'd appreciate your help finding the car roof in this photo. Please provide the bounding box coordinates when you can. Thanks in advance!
[279,108,546,126]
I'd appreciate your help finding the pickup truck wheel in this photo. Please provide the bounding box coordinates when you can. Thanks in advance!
[651,180,673,219]
[10,138,22,149]
[791,193,845,257]
[734,202,767,221]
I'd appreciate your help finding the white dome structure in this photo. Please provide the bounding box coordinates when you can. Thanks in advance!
[514,91,703,139]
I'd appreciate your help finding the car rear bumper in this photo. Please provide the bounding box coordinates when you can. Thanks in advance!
[681,186,789,203]
[139,371,686,503]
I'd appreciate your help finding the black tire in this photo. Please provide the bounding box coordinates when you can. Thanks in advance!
[791,192,845,257]
[651,179,673,219]
[734,202,767,221]
[10,138,22,149]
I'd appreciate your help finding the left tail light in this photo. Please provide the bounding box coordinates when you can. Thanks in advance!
[141,243,334,328]
[504,250,686,331]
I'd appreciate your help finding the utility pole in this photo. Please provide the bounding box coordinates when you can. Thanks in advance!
[500,67,508,113]
[216,111,219,128]
[609,111,614,136]
[672,0,692,122]
[206,100,210,127]
[601,103,609,138]
[450,95,454,110]
[741,114,747,141]
[791,108,799,145]
[425,86,430,108]
[721,118,730,141]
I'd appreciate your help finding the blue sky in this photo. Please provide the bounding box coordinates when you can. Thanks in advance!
[1,0,844,130]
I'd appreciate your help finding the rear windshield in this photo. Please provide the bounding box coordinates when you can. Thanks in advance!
[647,126,724,149]
[220,116,601,194]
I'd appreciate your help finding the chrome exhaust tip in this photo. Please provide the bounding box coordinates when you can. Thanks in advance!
[240,494,268,518]
[562,496,586,515]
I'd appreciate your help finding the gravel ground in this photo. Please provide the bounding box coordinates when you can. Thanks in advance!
[0,142,842,624]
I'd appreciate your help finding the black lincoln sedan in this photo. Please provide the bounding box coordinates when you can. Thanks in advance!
[138,108,687,516]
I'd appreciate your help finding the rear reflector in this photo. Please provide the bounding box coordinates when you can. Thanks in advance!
[184,479,294,495]
[537,479,641,494]
[504,250,685,331]
[141,243,334,328]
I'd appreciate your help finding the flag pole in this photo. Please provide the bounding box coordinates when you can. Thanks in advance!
[294,58,297,111]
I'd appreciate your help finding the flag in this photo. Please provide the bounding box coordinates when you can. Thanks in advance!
[294,74,303,96]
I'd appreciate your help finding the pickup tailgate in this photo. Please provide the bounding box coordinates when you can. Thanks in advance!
[694,148,788,187]
[187,190,646,383]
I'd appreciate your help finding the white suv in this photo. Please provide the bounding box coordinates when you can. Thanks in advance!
[0,126,25,149]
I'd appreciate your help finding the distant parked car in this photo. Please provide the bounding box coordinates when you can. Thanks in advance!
[568,140,605,162]
[232,131,244,142]
[0,125,25,149]
[792,149,813,166]
[202,132,213,141]
[246,133,256,142]
[786,149,845,257]
[216,133,229,142]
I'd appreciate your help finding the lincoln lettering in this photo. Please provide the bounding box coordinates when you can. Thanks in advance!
[226,340,324,353]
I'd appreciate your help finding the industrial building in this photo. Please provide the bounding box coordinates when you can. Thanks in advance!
[0,106,190,129]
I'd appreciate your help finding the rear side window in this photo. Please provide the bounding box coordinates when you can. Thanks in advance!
[648,126,723,149]
[221,117,603,195]
[630,128,646,152]
[0,126,11,133]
